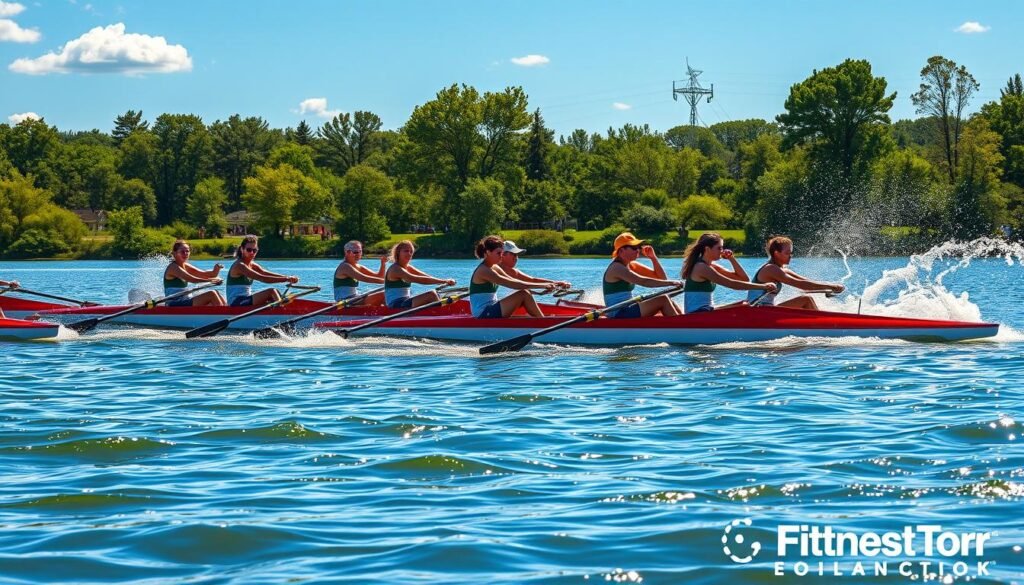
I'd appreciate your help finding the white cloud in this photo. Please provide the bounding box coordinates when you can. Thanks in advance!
[0,1,25,17]
[9,23,191,75]
[510,54,550,67]
[298,97,342,119]
[955,21,990,34]
[612,102,632,111]
[0,18,39,42]
[8,111,40,123]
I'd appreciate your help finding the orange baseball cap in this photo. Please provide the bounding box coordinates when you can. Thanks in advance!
[611,232,646,257]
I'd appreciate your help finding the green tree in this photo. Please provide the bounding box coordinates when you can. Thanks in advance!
[520,179,568,224]
[613,136,670,192]
[1002,74,1023,98]
[48,142,120,211]
[870,150,945,231]
[524,109,554,181]
[455,177,505,243]
[107,206,168,257]
[316,111,383,176]
[980,88,1024,187]
[10,206,88,258]
[267,143,317,175]
[152,114,213,225]
[242,165,299,236]
[112,110,149,145]
[951,118,1006,237]
[112,178,158,223]
[665,125,728,161]
[187,177,229,237]
[336,164,393,242]
[0,170,50,241]
[911,56,979,184]
[709,119,779,151]
[0,118,61,188]
[777,59,895,180]
[210,115,281,206]
[118,130,159,186]
[289,120,315,146]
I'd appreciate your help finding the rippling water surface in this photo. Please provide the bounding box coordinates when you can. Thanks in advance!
[1,246,1023,583]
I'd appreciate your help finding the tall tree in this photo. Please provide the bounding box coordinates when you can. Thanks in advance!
[151,114,213,225]
[316,111,383,175]
[112,110,149,145]
[524,109,554,181]
[0,118,61,188]
[911,56,979,184]
[291,120,315,146]
[187,177,228,237]
[209,115,281,207]
[777,59,895,180]
[951,118,1005,238]
[1001,74,1023,98]
[336,164,393,243]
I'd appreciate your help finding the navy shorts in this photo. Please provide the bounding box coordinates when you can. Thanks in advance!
[230,295,254,307]
[166,296,194,307]
[387,297,413,309]
[475,302,503,319]
[610,303,642,319]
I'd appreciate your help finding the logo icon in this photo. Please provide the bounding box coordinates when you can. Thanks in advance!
[722,518,761,564]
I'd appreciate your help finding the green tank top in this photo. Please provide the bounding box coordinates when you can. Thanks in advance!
[469,266,499,295]
[334,274,358,288]
[227,263,253,286]
[683,277,716,292]
[384,266,411,289]
[602,263,636,295]
[164,265,188,293]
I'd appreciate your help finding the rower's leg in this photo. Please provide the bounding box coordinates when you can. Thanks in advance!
[500,290,543,317]
[778,296,817,310]
[193,291,225,307]
[639,295,680,317]
[254,289,280,307]
[411,291,440,308]
[364,291,385,306]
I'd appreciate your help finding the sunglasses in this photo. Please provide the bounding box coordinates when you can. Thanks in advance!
[244,247,259,253]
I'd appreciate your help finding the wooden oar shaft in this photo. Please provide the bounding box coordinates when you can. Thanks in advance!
[253,287,384,337]
[185,286,320,338]
[1,287,95,306]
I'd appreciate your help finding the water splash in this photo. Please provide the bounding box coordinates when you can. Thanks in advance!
[826,238,1024,323]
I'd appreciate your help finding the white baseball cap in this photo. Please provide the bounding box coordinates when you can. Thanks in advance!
[503,240,526,254]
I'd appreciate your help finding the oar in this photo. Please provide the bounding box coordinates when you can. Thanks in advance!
[252,287,384,339]
[479,284,684,355]
[0,286,99,307]
[553,288,584,299]
[68,282,220,333]
[185,286,321,339]
[330,290,470,339]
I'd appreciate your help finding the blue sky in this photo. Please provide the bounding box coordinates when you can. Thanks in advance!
[1,0,1019,136]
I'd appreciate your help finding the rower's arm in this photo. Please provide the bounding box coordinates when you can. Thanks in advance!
[780,268,844,292]
[241,262,294,284]
[182,262,222,280]
[486,266,549,290]
[630,261,666,280]
[705,264,772,291]
[614,264,679,289]
[353,264,386,284]
[394,265,451,286]
[0,279,17,288]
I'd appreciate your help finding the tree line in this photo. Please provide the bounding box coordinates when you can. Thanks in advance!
[1,55,1022,259]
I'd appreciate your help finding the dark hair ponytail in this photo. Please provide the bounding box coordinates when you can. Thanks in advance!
[682,232,723,278]
[475,235,504,259]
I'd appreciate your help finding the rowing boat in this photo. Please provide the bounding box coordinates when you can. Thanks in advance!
[0,317,59,341]
[315,305,999,345]
[0,295,69,320]
[30,299,592,331]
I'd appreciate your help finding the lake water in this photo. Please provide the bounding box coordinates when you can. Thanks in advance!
[1,240,1023,583]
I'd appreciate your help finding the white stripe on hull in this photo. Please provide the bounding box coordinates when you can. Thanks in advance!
[351,325,999,345]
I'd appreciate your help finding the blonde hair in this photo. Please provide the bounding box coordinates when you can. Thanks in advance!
[389,240,415,263]
[682,232,723,278]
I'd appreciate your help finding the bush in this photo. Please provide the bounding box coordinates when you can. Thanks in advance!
[107,207,172,258]
[4,229,71,258]
[22,205,88,253]
[620,204,676,236]
[568,225,626,255]
[677,195,733,230]
[160,221,199,240]
[514,230,569,255]
[255,236,332,258]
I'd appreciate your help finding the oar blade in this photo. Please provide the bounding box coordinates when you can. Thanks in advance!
[252,326,283,339]
[66,318,98,333]
[479,333,532,355]
[185,319,230,339]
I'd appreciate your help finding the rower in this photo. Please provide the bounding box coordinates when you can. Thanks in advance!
[603,232,682,318]
[227,235,300,307]
[384,240,455,309]
[746,236,844,309]
[681,232,776,313]
[334,240,386,305]
[0,278,18,318]
[164,240,226,307]
[497,240,571,290]
[470,236,556,318]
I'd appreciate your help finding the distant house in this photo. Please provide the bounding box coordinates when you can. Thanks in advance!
[73,209,107,232]
[226,210,333,239]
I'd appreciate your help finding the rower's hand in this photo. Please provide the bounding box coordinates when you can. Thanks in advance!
[670,280,684,287]
[540,283,558,293]
[721,249,735,260]
[556,281,571,289]
[379,256,388,265]
[764,283,778,293]
[210,278,224,285]
[831,284,845,294]
[444,278,457,286]
[287,276,300,284]
[9,281,19,289]
[640,245,657,259]
[213,263,224,273]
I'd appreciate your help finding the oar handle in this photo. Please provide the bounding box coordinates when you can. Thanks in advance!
[3,286,96,306]
[552,289,584,298]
